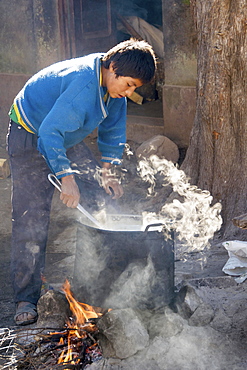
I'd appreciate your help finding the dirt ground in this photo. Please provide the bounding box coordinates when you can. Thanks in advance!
[0,132,247,368]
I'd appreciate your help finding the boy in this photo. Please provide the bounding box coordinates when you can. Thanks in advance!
[7,38,156,325]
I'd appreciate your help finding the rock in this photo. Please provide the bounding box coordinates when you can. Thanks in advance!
[36,290,70,329]
[145,335,170,362]
[88,358,125,370]
[175,284,205,319]
[0,158,10,179]
[149,323,239,370]
[108,337,168,369]
[147,307,184,339]
[188,303,214,326]
[97,308,149,359]
[135,135,179,163]
[83,359,107,369]
[97,332,116,359]
[210,309,232,333]
[232,212,247,229]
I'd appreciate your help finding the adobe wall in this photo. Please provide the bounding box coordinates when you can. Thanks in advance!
[162,0,197,148]
[0,0,197,151]
[0,0,61,75]
[0,0,62,156]
[162,85,196,148]
[0,74,31,158]
[0,0,35,74]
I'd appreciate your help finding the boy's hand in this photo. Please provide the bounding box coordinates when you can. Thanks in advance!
[60,175,80,208]
[101,163,124,199]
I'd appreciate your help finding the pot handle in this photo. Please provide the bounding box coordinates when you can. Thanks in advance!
[144,223,165,232]
[48,174,102,229]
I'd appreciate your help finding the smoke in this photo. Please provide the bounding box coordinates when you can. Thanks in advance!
[103,256,156,310]
[74,234,106,286]
[137,155,222,253]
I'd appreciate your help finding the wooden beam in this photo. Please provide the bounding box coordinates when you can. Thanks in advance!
[128,91,143,105]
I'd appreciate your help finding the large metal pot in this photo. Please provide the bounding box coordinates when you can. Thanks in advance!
[72,223,174,310]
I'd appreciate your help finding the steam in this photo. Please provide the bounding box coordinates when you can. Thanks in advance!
[138,155,222,253]
[75,236,106,286]
[103,256,156,310]
[73,154,222,310]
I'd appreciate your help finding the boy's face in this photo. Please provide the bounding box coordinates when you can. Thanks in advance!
[104,63,143,99]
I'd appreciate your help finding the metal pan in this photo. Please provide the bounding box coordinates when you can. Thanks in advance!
[48,174,164,232]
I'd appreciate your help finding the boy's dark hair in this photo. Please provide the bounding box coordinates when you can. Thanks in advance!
[102,38,156,84]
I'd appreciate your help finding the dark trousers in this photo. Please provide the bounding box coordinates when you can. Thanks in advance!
[7,121,103,304]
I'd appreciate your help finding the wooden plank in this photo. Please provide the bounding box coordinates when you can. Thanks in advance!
[128,91,143,105]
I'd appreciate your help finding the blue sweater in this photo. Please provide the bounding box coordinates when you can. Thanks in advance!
[14,53,127,178]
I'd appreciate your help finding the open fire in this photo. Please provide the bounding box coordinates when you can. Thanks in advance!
[54,279,105,368]
[1,281,107,369]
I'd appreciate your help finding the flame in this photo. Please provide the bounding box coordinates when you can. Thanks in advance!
[63,279,102,326]
[54,279,104,368]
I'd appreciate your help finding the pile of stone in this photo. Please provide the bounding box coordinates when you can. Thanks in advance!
[16,281,246,370]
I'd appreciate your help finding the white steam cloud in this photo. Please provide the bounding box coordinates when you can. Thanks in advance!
[103,256,155,309]
[138,155,222,253]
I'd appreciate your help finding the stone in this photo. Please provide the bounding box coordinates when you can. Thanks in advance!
[123,357,161,370]
[151,323,237,370]
[232,212,247,229]
[147,307,184,339]
[36,290,70,329]
[97,308,149,359]
[175,284,205,319]
[0,158,10,179]
[188,303,214,326]
[135,135,179,163]
[210,309,232,333]
[97,332,116,359]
